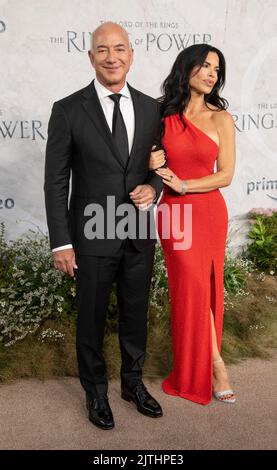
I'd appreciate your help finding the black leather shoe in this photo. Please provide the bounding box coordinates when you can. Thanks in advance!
[86,394,114,430]
[121,381,163,418]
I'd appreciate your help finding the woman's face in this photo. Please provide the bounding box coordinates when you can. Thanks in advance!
[189,51,220,95]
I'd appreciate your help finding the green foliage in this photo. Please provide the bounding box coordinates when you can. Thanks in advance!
[224,255,253,295]
[246,212,277,273]
[0,223,76,347]
[0,211,276,353]
[149,244,169,313]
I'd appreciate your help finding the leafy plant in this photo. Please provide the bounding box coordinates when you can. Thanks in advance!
[0,223,76,347]
[246,210,277,273]
[224,256,249,295]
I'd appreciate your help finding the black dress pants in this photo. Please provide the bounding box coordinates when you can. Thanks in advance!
[75,239,155,399]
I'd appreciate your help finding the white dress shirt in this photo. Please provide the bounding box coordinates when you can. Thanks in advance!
[52,77,135,252]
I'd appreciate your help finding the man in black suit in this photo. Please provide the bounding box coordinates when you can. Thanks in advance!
[44,22,165,430]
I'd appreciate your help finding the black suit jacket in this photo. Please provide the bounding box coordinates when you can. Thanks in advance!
[44,80,163,255]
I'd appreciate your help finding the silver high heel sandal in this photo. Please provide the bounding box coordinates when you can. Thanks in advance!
[213,358,236,404]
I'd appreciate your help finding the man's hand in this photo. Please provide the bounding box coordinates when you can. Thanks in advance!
[52,248,78,277]
[129,184,156,210]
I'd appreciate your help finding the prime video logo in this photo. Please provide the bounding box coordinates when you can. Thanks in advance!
[247,177,277,201]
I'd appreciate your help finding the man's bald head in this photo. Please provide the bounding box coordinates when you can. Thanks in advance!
[91,22,131,51]
[88,21,134,92]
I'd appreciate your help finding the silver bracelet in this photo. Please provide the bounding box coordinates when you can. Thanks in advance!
[181,180,187,195]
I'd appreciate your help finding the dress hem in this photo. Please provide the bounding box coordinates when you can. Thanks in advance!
[162,381,211,406]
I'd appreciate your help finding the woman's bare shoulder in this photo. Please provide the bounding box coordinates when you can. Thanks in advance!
[212,109,234,127]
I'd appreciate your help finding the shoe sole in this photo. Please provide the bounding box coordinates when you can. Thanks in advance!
[88,416,115,430]
[121,393,163,418]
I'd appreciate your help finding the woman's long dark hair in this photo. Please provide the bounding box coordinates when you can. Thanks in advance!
[159,44,228,132]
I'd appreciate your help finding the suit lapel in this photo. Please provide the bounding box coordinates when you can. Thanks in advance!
[82,81,126,169]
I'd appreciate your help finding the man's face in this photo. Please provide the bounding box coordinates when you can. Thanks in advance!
[88,26,134,88]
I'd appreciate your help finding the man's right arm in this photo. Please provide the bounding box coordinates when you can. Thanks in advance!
[44,102,78,276]
[44,102,72,250]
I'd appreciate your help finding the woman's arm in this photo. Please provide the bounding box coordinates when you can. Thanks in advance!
[149,146,166,170]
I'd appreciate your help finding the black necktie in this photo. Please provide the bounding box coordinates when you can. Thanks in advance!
[109,93,129,167]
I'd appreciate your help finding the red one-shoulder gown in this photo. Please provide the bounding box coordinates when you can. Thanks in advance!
[157,113,228,405]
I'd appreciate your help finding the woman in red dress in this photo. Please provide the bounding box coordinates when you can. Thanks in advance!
[151,44,236,405]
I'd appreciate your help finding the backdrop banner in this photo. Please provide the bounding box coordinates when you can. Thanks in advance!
[1,0,276,252]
